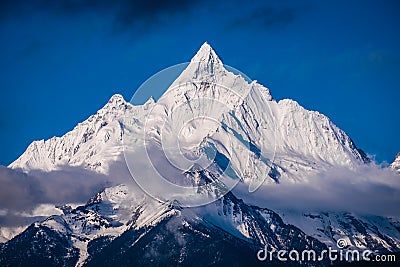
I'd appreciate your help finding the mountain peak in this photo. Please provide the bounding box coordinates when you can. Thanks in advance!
[107,94,126,104]
[102,94,129,111]
[165,42,225,88]
[191,42,223,66]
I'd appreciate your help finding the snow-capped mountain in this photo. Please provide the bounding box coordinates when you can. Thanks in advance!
[391,152,400,173]
[10,42,368,183]
[1,42,398,266]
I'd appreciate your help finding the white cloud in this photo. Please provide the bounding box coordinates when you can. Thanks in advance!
[233,164,400,217]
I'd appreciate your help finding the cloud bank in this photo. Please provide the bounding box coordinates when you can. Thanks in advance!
[234,164,400,217]
[1,160,399,229]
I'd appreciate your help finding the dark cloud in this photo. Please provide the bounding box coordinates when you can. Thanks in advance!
[228,6,301,30]
[0,0,204,31]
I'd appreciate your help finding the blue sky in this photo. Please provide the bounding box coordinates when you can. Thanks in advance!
[0,0,399,165]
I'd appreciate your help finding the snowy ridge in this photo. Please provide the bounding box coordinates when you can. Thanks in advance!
[37,184,170,265]
[9,95,131,173]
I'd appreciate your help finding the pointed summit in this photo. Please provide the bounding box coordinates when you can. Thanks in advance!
[191,42,223,66]
[164,42,252,98]
[177,42,224,81]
